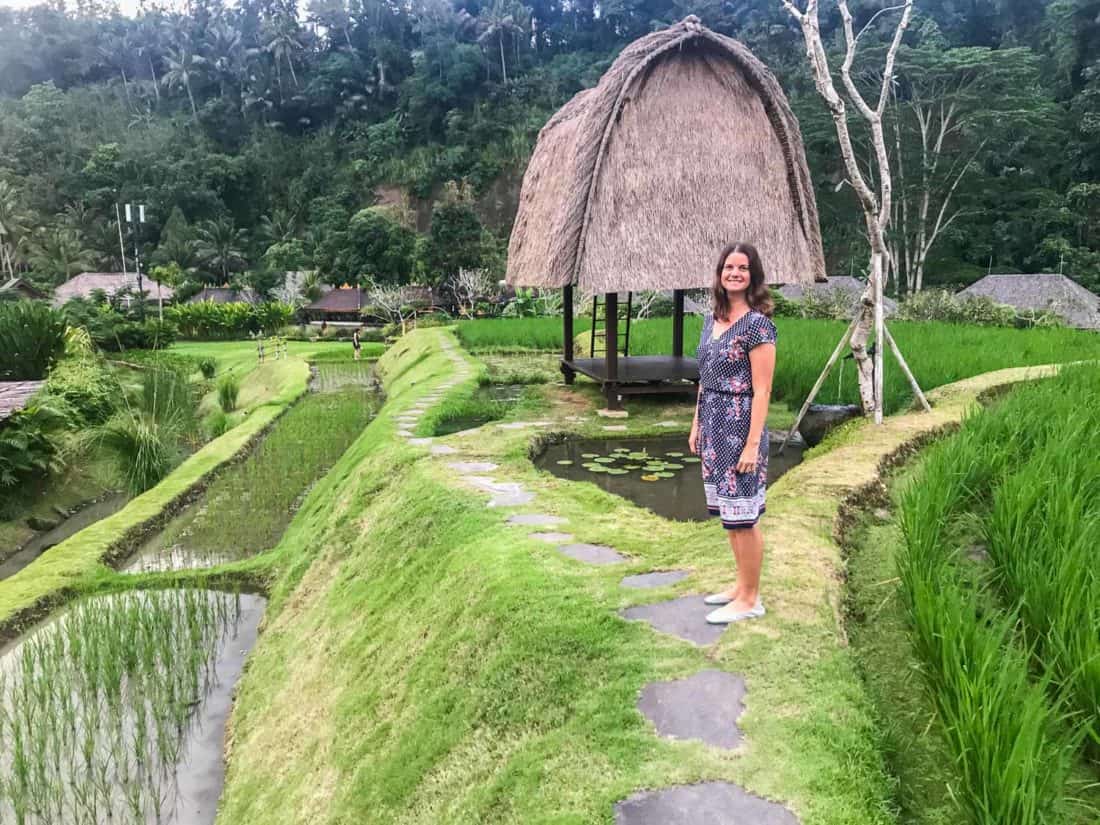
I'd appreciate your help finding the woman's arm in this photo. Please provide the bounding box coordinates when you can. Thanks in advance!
[737,342,776,470]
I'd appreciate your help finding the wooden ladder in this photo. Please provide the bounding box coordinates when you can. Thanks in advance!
[589,292,633,358]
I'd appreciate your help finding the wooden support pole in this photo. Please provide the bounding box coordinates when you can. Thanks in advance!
[883,323,931,412]
[561,284,575,385]
[604,291,619,409]
[672,289,684,358]
[779,314,860,455]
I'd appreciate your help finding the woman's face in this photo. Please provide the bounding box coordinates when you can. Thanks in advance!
[721,251,751,296]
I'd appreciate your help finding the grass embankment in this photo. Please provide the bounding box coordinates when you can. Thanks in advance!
[867,365,1100,824]
[0,355,311,639]
[215,330,1062,824]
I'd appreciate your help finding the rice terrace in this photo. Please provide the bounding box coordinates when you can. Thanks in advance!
[3,2,1100,825]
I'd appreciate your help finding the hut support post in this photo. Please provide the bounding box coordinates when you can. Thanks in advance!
[883,324,931,412]
[778,314,859,455]
[561,285,575,384]
[604,292,620,410]
[672,290,684,358]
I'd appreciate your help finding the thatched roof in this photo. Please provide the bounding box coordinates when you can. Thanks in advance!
[0,381,45,421]
[959,274,1100,330]
[188,287,261,304]
[52,272,175,307]
[507,15,825,293]
[779,276,898,317]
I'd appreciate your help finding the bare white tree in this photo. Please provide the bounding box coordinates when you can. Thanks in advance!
[364,282,421,335]
[449,267,496,318]
[780,0,914,423]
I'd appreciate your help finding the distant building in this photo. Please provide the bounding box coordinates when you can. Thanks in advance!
[188,286,261,304]
[777,275,898,317]
[52,272,175,308]
[0,277,46,301]
[0,380,45,421]
[958,273,1100,330]
[304,285,364,324]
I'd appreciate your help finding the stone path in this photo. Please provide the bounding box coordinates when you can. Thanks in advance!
[637,670,745,749]
[615,782,800,825]
[409,331,797,822]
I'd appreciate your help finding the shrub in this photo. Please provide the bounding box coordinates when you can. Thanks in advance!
[165,301,296,339]
[99,319,178,351]
[218,375,240,412]
[203,410,231,439]
[893,289,1046,327]
[98,413,177,495]
[0,301,67,380]
[0,399,70,487]
[44,356,122,424]
[198,358,217,379]
[141,367,196,432]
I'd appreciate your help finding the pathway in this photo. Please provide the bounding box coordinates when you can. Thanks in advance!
[396,331,803,823]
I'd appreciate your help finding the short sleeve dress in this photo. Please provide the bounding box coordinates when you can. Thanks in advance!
[695,310,778,529]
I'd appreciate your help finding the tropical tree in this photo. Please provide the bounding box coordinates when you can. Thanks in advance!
[477,0,525,83]
[195,217,248,282]
[266,15,304,94]
[0,181,29,278]
[162,43,208,117]
[27,227,98,285]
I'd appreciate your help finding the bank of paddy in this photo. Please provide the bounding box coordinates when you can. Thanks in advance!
[214,328,1062,824]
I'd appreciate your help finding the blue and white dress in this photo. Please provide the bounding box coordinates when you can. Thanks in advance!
[696,310,778,529]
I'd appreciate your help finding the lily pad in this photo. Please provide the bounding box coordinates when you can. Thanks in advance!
[640,474,660,482]
[623,464,641,470]
[683,456,701,464]
[556,460,574,466]
[582,453,599,459]
[628,452,649,460]
[665,463,684,470]
[655,471,675,478]
[594,457,616,464]
[606,468,629,475]
[665,451,685,458]
[588,465,610,474]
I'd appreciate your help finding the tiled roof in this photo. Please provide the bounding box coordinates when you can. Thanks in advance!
[52,272,175,306]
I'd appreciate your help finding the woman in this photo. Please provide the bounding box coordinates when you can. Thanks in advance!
[352,328,362,361]
[689,242,778,624]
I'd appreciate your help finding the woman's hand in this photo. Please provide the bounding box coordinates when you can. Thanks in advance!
[736,443,759,474]
[688,423,700,455]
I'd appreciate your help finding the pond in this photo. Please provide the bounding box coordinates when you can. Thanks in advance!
[536,435,804,522]
[0,589,265,825]
[125,371,379,573]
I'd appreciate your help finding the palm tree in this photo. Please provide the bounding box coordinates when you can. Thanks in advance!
[27,228,98,285]
[259,208,301,245]
[162,44,208,118]
[208,21,244,99]
[195,217,248,283]
[0,181,28,278]
[477,0,524,83]
[266,18,304,92]
[134,14,163,105]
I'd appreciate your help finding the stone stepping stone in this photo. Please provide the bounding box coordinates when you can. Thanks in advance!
[638,670,745,749]
[656,421,682,428]
[448,461,499,473]
[498,421,535,430]
[619,596,726,646]
[620,571,689,589]
[461,476,534,508]
[408,437,434,446]
[430,444,458,455]
[615,782,799,825]
[558,543,626,565]
[397,429,414,437]
[507,514,566,527]
[602,425,628,431]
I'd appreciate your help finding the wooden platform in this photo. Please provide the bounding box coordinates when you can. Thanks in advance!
[563,356,698,395]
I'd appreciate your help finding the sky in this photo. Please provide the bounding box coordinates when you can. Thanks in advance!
[0,0,176,17]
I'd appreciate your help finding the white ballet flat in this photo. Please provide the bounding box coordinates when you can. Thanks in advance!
[705,602,765,625]
[703,592,734,606]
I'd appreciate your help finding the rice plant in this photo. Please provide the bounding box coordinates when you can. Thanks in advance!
[130,384,378,571]
[0,589,248,825]
[217,375,240,413]
[454,317,592,351]
[895,366,1100,823]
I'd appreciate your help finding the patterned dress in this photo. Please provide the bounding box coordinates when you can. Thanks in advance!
[696,309,778,529]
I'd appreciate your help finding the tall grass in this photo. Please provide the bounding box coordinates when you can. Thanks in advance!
[0,589,244,824]
[896,366,1100,823]
[218,374,240,412]
[455,317,591,351]
[97,414,178,495]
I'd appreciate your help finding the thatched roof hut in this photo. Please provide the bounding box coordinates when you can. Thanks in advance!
[959,273,1100,330]
[507,15,825,293]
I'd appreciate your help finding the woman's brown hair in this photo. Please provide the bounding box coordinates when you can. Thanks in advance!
[711,242,774,319]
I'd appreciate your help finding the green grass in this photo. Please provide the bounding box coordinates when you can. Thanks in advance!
[455,316,1100,414]
[892,366,1100,823]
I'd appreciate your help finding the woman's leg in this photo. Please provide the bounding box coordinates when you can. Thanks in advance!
[722,528,743,601]
[729,525,764,611]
